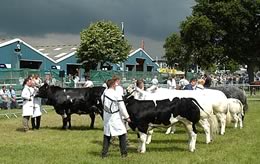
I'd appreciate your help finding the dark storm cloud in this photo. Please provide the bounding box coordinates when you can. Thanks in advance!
[0,0,194,41]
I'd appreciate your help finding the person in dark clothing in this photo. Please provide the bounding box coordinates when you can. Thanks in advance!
[184,78,197,90]
[204,74,212,88]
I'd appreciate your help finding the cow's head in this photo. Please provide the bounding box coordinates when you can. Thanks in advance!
[35,83,50,98]
[126,84,135,94]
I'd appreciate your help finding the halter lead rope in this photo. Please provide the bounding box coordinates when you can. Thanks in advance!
[103,94,123,114]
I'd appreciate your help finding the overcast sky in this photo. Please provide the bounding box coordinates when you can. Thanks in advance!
[0,0,195,59]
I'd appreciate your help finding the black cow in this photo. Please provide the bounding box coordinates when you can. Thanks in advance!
[124,96,202,152]
[36,83,105,129]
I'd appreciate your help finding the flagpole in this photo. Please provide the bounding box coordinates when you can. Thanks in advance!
[121,22,124,39]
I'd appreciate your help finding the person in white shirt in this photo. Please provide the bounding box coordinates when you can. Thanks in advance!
[167,76,176,89]
[151,76,159,86]
[73,74,80,88]
[31,80,42,130]
[101,79,131,158]
[21,77,34,132]
[0,85,11,109]
[83,76,94,88]
[179,76,189,90]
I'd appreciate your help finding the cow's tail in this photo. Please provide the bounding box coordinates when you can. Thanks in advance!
[208,114,219,136]
[239,100,244,117]
[189,97,204,111]
[226,102,232,124]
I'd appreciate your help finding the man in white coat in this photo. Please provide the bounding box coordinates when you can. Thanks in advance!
[21,77,34,132]
[101,79,131,158]
[31,81,42,130]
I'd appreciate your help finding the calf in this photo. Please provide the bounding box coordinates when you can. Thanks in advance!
[125,96,201,153]
[227,98,244,129]
[36,83,105,129]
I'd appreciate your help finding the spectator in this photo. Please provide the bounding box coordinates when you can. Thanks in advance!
[67,74,75,88]
[33,74,42,88]
[151,75,159,86]
[73,74,80,88]
[136,79,145,90]
[167,75,176,89]
[147,76,159,92]
[8,85,18,109]
[135,79,146,99]
[83,76,94,88]
[203,74,212,88]
[100,79,131,158]
[184,78,197,90]
[0,85,11,109]
[21,77,34,132]
[179,76,189,90]
[196,79,205,90]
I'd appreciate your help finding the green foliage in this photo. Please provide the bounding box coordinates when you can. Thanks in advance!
[77,21,131,70]
[165,0,260,80]
[181,15,218,70]
[163,33,189,70]
[192,0,260,81]
[1,101,260,163]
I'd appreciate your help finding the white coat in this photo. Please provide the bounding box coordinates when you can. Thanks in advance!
[21,85,34,116]
[30,87,42,118]
[167,79,176,89]
[101,88,129,137]
[33,89,42,118]
[115,85,124,96]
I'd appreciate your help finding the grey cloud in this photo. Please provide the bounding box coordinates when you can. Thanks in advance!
[0,0,194,41]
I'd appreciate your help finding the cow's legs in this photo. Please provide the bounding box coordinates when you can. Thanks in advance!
[138,132,147,153]
[89,112,95,129]
[238,113,243,129]
[146,129,153,144]
[166,115,176,134]
[165,125,176,134]
[216,113,227,135]
[183,122,197,152]
[68,114,71,129]
[199,118,211,144]
[232,113,239,128]
[62,114,68,129]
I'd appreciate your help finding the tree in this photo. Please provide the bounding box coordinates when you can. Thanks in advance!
[180,15,220,70]
[163,33,189,70]
[165,0,259,81]
[77,21,131,71]
[192,0,260,82]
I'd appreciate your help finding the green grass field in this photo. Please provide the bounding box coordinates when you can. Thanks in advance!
[1,100,260,164]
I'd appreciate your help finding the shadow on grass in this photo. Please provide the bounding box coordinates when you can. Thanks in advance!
[91,137,189,154]
[16,128,25,132]
[33,125,103,131]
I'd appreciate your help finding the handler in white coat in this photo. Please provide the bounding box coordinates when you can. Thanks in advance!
[31,81,42,130]
[100,79,131,158]
[21,77,34,132]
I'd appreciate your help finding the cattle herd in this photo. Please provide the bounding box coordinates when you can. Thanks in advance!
[36,83,247,153]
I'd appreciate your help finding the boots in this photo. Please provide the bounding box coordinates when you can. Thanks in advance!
[36,116,41,129]
[31,117,36,130]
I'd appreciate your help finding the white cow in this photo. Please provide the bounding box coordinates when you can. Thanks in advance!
[227,98,244,129]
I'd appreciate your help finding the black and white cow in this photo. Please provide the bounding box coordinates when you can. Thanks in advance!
[36,83,105,129]
[125,96,202,152]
